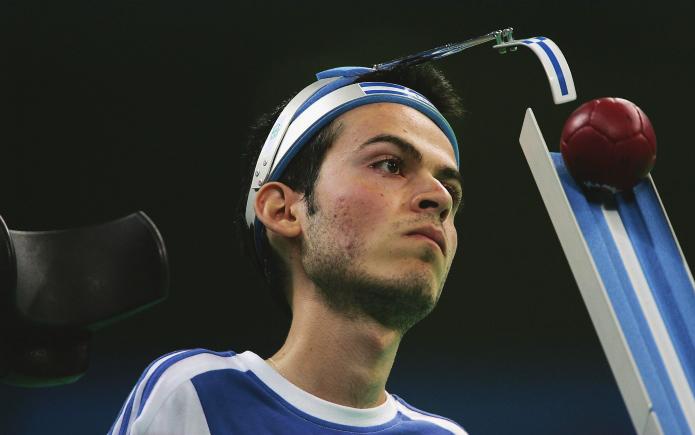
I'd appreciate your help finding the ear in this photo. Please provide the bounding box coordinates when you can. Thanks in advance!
[254,181,303,238]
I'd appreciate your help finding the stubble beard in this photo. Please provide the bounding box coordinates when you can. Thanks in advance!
[300,207,444,334]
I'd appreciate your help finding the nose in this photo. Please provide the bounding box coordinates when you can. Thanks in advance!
[410,175,453,222]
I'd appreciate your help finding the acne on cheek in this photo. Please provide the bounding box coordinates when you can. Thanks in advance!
[334,192,377,218]
[329,190,384,235]
[327,197,358,240]
[317,168,396,241]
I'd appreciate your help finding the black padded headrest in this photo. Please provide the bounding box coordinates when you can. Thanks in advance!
[0,211,169,386]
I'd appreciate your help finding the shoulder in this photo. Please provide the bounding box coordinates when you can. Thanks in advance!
[128,348,242,414]
[392,394,469,435]
[109,349,243,435]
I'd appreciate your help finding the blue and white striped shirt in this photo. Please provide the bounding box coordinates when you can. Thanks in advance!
[109,349,467,434]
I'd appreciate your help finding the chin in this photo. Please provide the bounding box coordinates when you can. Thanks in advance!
[377,257,443,282]
[366,265,441,298]
[302,244,445,332]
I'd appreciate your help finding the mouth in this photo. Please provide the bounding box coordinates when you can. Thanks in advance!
[405,226,446,255]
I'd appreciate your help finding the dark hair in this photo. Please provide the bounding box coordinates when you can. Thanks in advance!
[236,64,464,314]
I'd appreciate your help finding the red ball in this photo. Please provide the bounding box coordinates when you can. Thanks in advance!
[560,97,656,192]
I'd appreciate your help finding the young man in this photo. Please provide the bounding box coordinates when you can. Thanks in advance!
[110,64,467,434]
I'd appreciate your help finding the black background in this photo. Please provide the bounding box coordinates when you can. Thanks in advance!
[2,1,694,434]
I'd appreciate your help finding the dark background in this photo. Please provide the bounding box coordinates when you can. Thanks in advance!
[2,1,694,434]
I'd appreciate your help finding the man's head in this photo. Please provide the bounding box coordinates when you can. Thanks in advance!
[238,65,464,332]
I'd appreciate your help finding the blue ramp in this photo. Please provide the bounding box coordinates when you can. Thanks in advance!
[519,108,695,435]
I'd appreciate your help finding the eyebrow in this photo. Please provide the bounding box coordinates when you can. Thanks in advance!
[359,134,463,187]
[360,134,423,162]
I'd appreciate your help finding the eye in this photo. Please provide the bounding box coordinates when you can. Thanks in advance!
[371,158,403,175]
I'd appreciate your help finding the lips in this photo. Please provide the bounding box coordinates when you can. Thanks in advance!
[405,226,446,254]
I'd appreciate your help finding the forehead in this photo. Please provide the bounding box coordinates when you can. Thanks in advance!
[329,103,457,164]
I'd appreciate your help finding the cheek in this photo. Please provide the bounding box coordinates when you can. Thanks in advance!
[322,185,392,245]
[447,219,458,244]
[446,224,458,264]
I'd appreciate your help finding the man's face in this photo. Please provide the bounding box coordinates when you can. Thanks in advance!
[299,102,461,332]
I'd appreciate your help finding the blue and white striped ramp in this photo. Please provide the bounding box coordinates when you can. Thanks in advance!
[519,108,695,435]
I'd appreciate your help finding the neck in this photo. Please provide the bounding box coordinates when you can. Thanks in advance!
[268,290,402,409]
